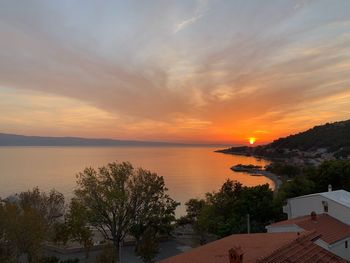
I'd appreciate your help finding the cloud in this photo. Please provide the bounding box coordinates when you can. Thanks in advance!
[0,0,350,143]
[173,0,209,33]
[174,14,203,33]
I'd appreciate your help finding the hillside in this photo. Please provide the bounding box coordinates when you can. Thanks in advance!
[270,120,350,152]
[218,119,350,161]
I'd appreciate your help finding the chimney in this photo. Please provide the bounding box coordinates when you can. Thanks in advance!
[328,184,332,192]
[311,211,317,222]
[228,247,244,263]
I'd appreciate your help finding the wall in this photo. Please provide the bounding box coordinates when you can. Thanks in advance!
[286,194,350,225]
[266,225,303,233]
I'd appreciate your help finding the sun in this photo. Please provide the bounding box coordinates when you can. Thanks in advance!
[248,137,256,145]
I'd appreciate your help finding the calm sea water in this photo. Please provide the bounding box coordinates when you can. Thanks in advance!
[0,146,272,216]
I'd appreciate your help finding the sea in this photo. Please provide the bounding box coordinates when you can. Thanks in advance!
[0,146,273,216]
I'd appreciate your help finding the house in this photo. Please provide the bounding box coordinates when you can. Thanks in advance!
[267,213,350,261]
[282,188,350,224]
[158,231,347,263]
[268,188,350,261]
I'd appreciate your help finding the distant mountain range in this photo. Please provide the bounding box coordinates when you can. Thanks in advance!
[0,133,222,147]
[218,119,350,160]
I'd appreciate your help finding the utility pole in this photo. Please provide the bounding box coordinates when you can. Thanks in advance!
[247,214,250,234]
[119,240,122,263]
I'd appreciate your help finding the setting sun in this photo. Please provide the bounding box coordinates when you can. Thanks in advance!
[249,137,256,145]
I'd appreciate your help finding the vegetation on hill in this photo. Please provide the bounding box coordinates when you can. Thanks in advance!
[218,119,350,159]
[270,120,350,152]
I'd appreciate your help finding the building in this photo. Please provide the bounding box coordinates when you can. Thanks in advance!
[267,213,350,261]
[282,189,350,223]
[267,189,350,261]
[158,231,347,263]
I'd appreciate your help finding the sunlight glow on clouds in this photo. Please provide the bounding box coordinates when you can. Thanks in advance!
[0,0,350,144]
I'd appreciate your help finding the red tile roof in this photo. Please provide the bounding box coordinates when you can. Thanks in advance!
[257,231,347,263]
[270,213,350,244]
[159,231,348,263]
[158,232,306,263]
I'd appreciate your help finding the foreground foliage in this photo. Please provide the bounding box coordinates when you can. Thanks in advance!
[181,159,350,240]
[0,188,65,262]
[182,180,275,239]
[74,161,179,262]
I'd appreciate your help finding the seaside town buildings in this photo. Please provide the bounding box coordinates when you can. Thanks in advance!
[160,187,350,262]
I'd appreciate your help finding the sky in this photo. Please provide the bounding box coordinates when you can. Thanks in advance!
[0,0,350,144]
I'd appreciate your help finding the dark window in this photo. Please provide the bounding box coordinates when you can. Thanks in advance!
[345,241,348,249]
[322,201,328,213]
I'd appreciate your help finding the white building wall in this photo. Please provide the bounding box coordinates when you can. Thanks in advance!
[326,200,350,225]
[287,195,325,219]
[328,237,350,261]
[286,195,350,225]
[266,225,303,233]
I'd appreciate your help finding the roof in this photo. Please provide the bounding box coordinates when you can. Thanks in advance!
[258,231,348,263]
[288,190,350,209]
[320,190,350,208]
[159,231,348,263]
[158,232,307,263]
[269,213,350,244]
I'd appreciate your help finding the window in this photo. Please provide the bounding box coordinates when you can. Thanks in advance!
[322,201,328,213]
[345,241,348,249]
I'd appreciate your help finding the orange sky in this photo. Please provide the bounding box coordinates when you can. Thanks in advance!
[0,1,350,145]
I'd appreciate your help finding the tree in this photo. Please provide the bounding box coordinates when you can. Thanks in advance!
[19,187,65,229]
[136,227,159,263]
[0,188,65,262]
[53,199,93,261]
[0,199,10,261]
[2,202,46,262]
[74,161,178,262]
[186,180,275,239]
[312,160,350,192]
[185,198,205,222]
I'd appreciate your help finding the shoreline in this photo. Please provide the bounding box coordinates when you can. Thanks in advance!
[230,166,282,193]
[215,149,284,193]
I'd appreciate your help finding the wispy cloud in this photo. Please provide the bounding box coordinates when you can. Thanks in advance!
[174,14,203,33]
[0,0,350,143]
[174,0,209,33]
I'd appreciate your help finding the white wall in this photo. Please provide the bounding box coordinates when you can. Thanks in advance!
[286,195,325,218]
[326,237,350,261]
[266,225,303,233]
[286,195,350,225]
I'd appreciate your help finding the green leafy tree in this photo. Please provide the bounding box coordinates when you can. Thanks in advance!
[0,188,65,262]
[185,198,206,223]
[311,160,350,192]
[19,187,65,229]
[187,180,275,239]
[2,202,46,262]
[53,199,93,261]
[74,161,178,262]
[136,227,159,263]
[66,199,93,260]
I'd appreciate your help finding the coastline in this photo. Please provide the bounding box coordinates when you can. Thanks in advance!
[255,170,282,193]
[230,165,282,193]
